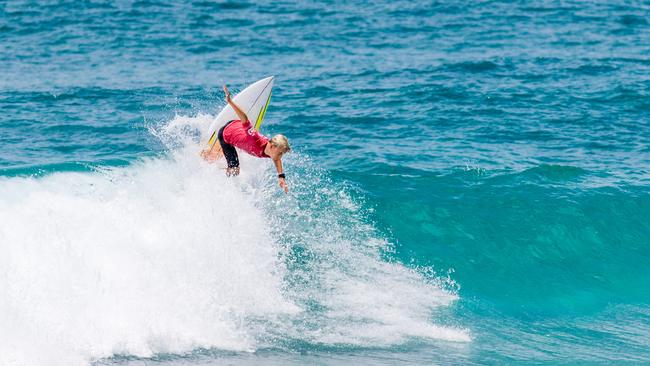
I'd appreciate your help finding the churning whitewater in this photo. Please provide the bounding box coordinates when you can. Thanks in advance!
[0,115,468,366]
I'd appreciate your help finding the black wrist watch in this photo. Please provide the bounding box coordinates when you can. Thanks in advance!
[278,173,286,179]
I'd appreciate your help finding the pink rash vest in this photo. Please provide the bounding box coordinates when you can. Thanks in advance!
[222,119,269,158]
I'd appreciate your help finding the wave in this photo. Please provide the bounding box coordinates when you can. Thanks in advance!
[0,115,468,366]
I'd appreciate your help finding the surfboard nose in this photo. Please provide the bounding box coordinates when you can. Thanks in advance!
[263,76,275,90]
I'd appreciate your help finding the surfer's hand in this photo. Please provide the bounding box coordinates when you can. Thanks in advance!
[279,177,288,193]
[223,85,231,102]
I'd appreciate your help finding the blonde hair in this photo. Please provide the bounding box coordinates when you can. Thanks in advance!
[270,134,291,152]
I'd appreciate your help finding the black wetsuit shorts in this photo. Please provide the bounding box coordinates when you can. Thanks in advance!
[218,120,239,168]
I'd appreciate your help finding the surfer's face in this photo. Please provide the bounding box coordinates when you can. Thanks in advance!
[267,144,287,159]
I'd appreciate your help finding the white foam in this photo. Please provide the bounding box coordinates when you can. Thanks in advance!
[0,114,468,366]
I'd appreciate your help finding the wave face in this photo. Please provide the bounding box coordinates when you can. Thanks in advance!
[0,115,466,366]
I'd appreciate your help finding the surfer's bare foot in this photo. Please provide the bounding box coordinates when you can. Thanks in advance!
[201,148,222,162]
[226,167,240,176]
[200,149,213,161]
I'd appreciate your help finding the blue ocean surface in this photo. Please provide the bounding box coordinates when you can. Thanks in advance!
[1,0,649,365]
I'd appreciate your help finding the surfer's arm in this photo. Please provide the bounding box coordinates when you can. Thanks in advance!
[223,85,249,123]
[272,157,288,193]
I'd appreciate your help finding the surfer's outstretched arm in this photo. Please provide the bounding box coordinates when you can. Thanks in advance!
[272,157,288,193]
[223,85,249,123]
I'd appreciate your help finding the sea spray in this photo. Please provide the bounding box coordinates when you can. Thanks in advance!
[0,115,467,366]
[0,153,297,365]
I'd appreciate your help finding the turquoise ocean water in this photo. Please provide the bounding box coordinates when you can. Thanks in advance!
[1,1,649,365]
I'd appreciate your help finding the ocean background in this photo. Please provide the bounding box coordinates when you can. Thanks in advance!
[1,0,649,365]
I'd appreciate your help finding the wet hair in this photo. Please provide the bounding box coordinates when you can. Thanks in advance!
[270,134,291,152]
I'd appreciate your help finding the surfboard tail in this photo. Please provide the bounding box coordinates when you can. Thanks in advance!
[207,130,218,147]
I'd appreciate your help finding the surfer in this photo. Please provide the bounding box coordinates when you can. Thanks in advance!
[201,85,291,193]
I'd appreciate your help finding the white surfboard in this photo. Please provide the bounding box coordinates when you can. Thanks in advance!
[206,76,275,147]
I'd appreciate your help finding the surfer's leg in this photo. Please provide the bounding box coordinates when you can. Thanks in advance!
[202,120,236,162]
[218,125,240,176]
